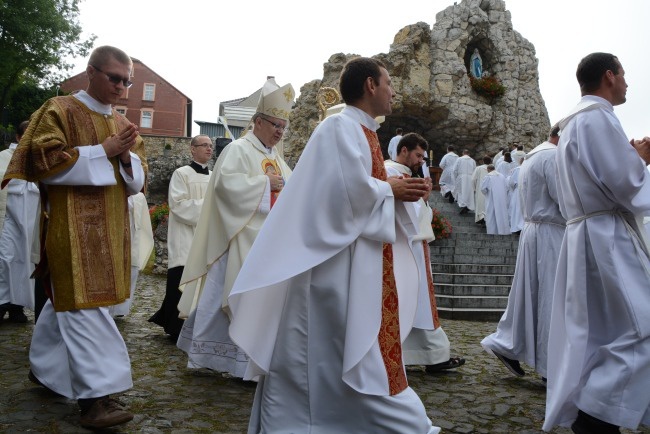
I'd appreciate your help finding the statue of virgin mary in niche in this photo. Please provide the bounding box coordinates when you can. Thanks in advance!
[470,48,483,78]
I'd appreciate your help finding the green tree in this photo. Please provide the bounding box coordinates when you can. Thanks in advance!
[0,0,95,127]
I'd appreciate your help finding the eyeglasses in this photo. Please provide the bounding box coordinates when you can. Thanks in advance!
[192,143,213,149]
[91,65,133,88]
[260,117,287,132]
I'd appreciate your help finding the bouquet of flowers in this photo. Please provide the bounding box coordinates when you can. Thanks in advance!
[149,202,169,231]
[431,208,452,239]
[469,74,506,100]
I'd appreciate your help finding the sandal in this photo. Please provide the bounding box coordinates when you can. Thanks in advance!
[425,356,466,373]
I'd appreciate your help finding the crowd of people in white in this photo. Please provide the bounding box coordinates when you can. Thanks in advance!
[439,143,527,235]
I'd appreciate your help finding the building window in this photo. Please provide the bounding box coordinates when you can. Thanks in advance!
[143,83,155,101]
[141,110,153,128]
[115,106,127,115]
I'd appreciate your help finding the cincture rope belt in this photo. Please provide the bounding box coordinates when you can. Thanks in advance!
[524,219,565,228]
[567,209,650,284]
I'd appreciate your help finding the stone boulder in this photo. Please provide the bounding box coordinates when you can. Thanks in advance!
[284,0,550,166]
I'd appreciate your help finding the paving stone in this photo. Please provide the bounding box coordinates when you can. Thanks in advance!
[1,273,648,433]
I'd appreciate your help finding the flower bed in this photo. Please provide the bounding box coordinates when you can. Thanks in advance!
[431,208,452,239]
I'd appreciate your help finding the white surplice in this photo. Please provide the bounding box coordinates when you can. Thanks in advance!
[109,192,153,317]
[507,166,524,233]
[452,155,476,210]
[472,164,489,222]
[229,106,437,434]
[481,142,565,377]
[544,96,650,431]
[176,133,292,378]
[0,144,39,309]
[438,152,458,197]
[385,162,452,366]
[166,165,210,269]
[481,171,510,235]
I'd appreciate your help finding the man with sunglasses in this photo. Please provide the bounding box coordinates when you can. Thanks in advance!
[176,78,293,379]
[149,135,212,339]
[3,45,146,429]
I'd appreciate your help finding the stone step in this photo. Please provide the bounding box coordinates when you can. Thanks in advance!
[432,272,513,285]
[430,253,517,265]
[435,292,509,310]
[429,191,516,321]
[445,232,520,242]
[430,262,516,275]
[432,238,519,249]
[429,246,518,257]
[433,282,511,297]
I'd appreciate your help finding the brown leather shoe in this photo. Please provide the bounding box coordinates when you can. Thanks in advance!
[79,397,133,429]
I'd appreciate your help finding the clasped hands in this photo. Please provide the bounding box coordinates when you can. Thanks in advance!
[387,176,431,202]
[267,173,284,192]
[102,123,139,163]
[631,136,650,165]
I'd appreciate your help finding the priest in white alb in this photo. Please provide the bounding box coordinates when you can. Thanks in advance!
[544,52,650,434]
[176,78,294,378]
[482,125,564,380]
[438,145,458,202]
[228,57,439,434]
[385,133,465,374]
[481,164,510,235]
[472,155,491,226]
[452,149,476,214]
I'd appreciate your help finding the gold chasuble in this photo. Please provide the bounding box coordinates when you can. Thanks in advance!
[4,96,147,311]
[362,125,408,396]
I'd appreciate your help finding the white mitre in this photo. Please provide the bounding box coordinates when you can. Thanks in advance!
[257,77,295,121]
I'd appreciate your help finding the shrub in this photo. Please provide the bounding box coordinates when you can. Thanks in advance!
[149,203,169,231]
[469,74,506,100]
[431,208,452,239]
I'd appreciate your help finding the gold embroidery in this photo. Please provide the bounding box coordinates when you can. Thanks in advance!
[363,125,408,396]
[8,96,146,311]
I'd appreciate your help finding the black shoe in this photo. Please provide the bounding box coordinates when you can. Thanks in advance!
[448,195,455,204]
[493,351,525,377]
[571,410,620,434]
[425,357,466,373]
[8,307,28,323]
[444,192,451,199]
[459,206,469,215]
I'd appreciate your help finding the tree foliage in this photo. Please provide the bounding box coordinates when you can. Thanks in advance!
[0,0,95,126]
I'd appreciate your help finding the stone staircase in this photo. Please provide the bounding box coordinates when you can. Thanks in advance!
[428,192,520,321]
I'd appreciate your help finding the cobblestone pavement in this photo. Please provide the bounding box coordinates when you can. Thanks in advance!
[1,273,647,433]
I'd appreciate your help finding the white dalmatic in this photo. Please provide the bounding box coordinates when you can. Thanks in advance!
[452,155,476,209]
[438,152,458,197]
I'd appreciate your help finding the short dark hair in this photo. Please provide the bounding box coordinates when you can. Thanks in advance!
[17,120,29,137]
[503,151,512,163]
[395,127,403,135]
[190,134,211,146]
[487,164,495,171]
[482,155,492,164]
[447,145,455,152]
[517,144,523,151]
[339,57,386,105]
[577,52,620,94]
[549,124,560,138]
[396,132,428,154]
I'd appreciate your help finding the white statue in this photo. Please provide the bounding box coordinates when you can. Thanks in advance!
[470,48,483,79]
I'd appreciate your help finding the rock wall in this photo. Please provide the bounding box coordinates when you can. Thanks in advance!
[284,0,550,166]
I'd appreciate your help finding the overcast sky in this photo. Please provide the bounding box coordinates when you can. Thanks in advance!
[71,0,649,139]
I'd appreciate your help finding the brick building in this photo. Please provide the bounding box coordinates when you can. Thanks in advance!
[60,58,192,137]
